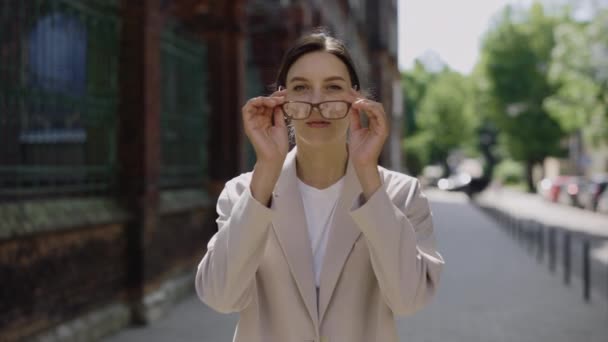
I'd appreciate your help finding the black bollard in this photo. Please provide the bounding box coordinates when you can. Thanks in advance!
[509,215,517,238]
[537,224,544,263]
[563,232,571,286]
[517,219,523,242]
[528,221,536,254]
[525,220,534,254]
[548,228,556,273]
[582,239,591,302]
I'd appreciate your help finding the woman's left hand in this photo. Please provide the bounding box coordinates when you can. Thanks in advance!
[347,88,389,168]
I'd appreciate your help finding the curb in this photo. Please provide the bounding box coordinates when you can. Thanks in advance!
[474,199,608,305]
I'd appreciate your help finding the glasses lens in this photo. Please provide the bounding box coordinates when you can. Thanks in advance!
[319,101,349,119]
[283,102,311,119]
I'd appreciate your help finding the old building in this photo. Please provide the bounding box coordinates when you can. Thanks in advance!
[243,0,403,173]
[0,0,400,340]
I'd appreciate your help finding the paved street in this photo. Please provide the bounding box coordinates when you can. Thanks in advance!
[104,190,608,342]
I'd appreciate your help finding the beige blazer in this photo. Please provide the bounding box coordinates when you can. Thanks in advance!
[195,146,445,342]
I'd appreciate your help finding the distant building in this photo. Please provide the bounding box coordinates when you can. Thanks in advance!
[243,0,403,173]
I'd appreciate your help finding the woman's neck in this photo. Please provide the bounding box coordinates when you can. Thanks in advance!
[295,141,349,190]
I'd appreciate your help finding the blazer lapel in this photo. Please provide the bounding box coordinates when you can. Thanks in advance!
[318,158,362,323]
[271,147,319,329]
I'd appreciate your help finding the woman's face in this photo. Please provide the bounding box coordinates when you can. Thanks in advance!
[284,51,353,147]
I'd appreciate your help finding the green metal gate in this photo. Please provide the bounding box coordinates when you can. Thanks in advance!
[0,0,120,200]
[245,38,265,170]
[160,22,209,189]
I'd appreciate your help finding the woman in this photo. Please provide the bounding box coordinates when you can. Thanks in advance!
[195,31,445,342]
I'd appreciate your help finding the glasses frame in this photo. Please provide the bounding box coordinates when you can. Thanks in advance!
[280,100,352,120]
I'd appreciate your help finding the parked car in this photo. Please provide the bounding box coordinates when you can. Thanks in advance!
[420,165,444,187]
[437,172,472,192]
[578,174,608,211]
[596,189,608,214]
[537,178,552,199]
[537,176,574,203]
[557,177,587,207]
[436,172,490,198]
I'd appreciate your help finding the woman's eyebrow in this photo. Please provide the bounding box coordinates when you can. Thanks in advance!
[288,76,346,83]
[288,76,309,83]
[324,76,346,82]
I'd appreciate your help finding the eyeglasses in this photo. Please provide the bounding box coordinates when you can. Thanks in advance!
[280,100,352,120]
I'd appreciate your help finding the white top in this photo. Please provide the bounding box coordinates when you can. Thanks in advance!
[297,176,345,287]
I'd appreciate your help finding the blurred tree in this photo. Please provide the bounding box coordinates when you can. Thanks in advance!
[479,3,566,192]
[494,158,526,186]
[545,9,608,145]
[466,64,501,179]
[401,60,440,175]
[405,70,476,175]
[401,60,439,136]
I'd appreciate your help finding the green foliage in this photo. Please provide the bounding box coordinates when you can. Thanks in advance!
[493,158,525,185]
[402,130,432,176]
[416,71,477,161]
[401,60,440,136]
[545,9,608,144]
[479,3,567,191]
[401,64,479,174]
[402,1,608,184]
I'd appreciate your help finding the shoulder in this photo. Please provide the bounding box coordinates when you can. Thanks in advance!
[375,166,430,216]
[377,166,421,198]
[221,171,255,200]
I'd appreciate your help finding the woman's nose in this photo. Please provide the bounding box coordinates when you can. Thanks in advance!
[309,91,322,104]
[309,104,323,119]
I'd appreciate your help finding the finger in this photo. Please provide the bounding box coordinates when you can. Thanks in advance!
[352,99,382,114]
[249,96,284,109]
[263,104,274,121]
[273,106,286,128]
[242,99,261,119]
[345,87,363,103]
[245,98,267,114]
[353,100,387,132]
[270,89,288,97]
[261,97,283,108]
[370,106,388,133]
[350,107,362,131]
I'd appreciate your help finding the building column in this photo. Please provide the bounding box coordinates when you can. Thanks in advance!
[117,0,162,323]
[202,0,247,195]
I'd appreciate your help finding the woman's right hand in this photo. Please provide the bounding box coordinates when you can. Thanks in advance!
[243,89,288,206]
[242,89,289,167]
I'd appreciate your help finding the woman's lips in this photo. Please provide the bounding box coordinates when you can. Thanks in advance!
[306,121,330,128]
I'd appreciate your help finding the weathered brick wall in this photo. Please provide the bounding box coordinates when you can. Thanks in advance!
[0,223,128,341]
[145,208,215,288]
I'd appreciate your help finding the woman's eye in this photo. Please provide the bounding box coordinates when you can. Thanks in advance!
[327,84,343,91]
[293,85,307,91]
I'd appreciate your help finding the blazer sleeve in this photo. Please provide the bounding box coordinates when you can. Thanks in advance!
[349,176,445,316]
[195,178,276,313]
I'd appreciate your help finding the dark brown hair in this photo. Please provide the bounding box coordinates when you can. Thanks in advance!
[274,29,361,91]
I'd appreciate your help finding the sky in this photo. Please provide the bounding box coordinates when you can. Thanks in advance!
[398,0,536,74]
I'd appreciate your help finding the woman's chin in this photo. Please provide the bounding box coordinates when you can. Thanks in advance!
[297,134,343,147]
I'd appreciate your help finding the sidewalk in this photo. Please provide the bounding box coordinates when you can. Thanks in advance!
[474,188,608,308]
[103,298,238,342]
[401,190,608,341]
[103,190,608,342]
[475,186,608,238]
[475,186,608,289]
